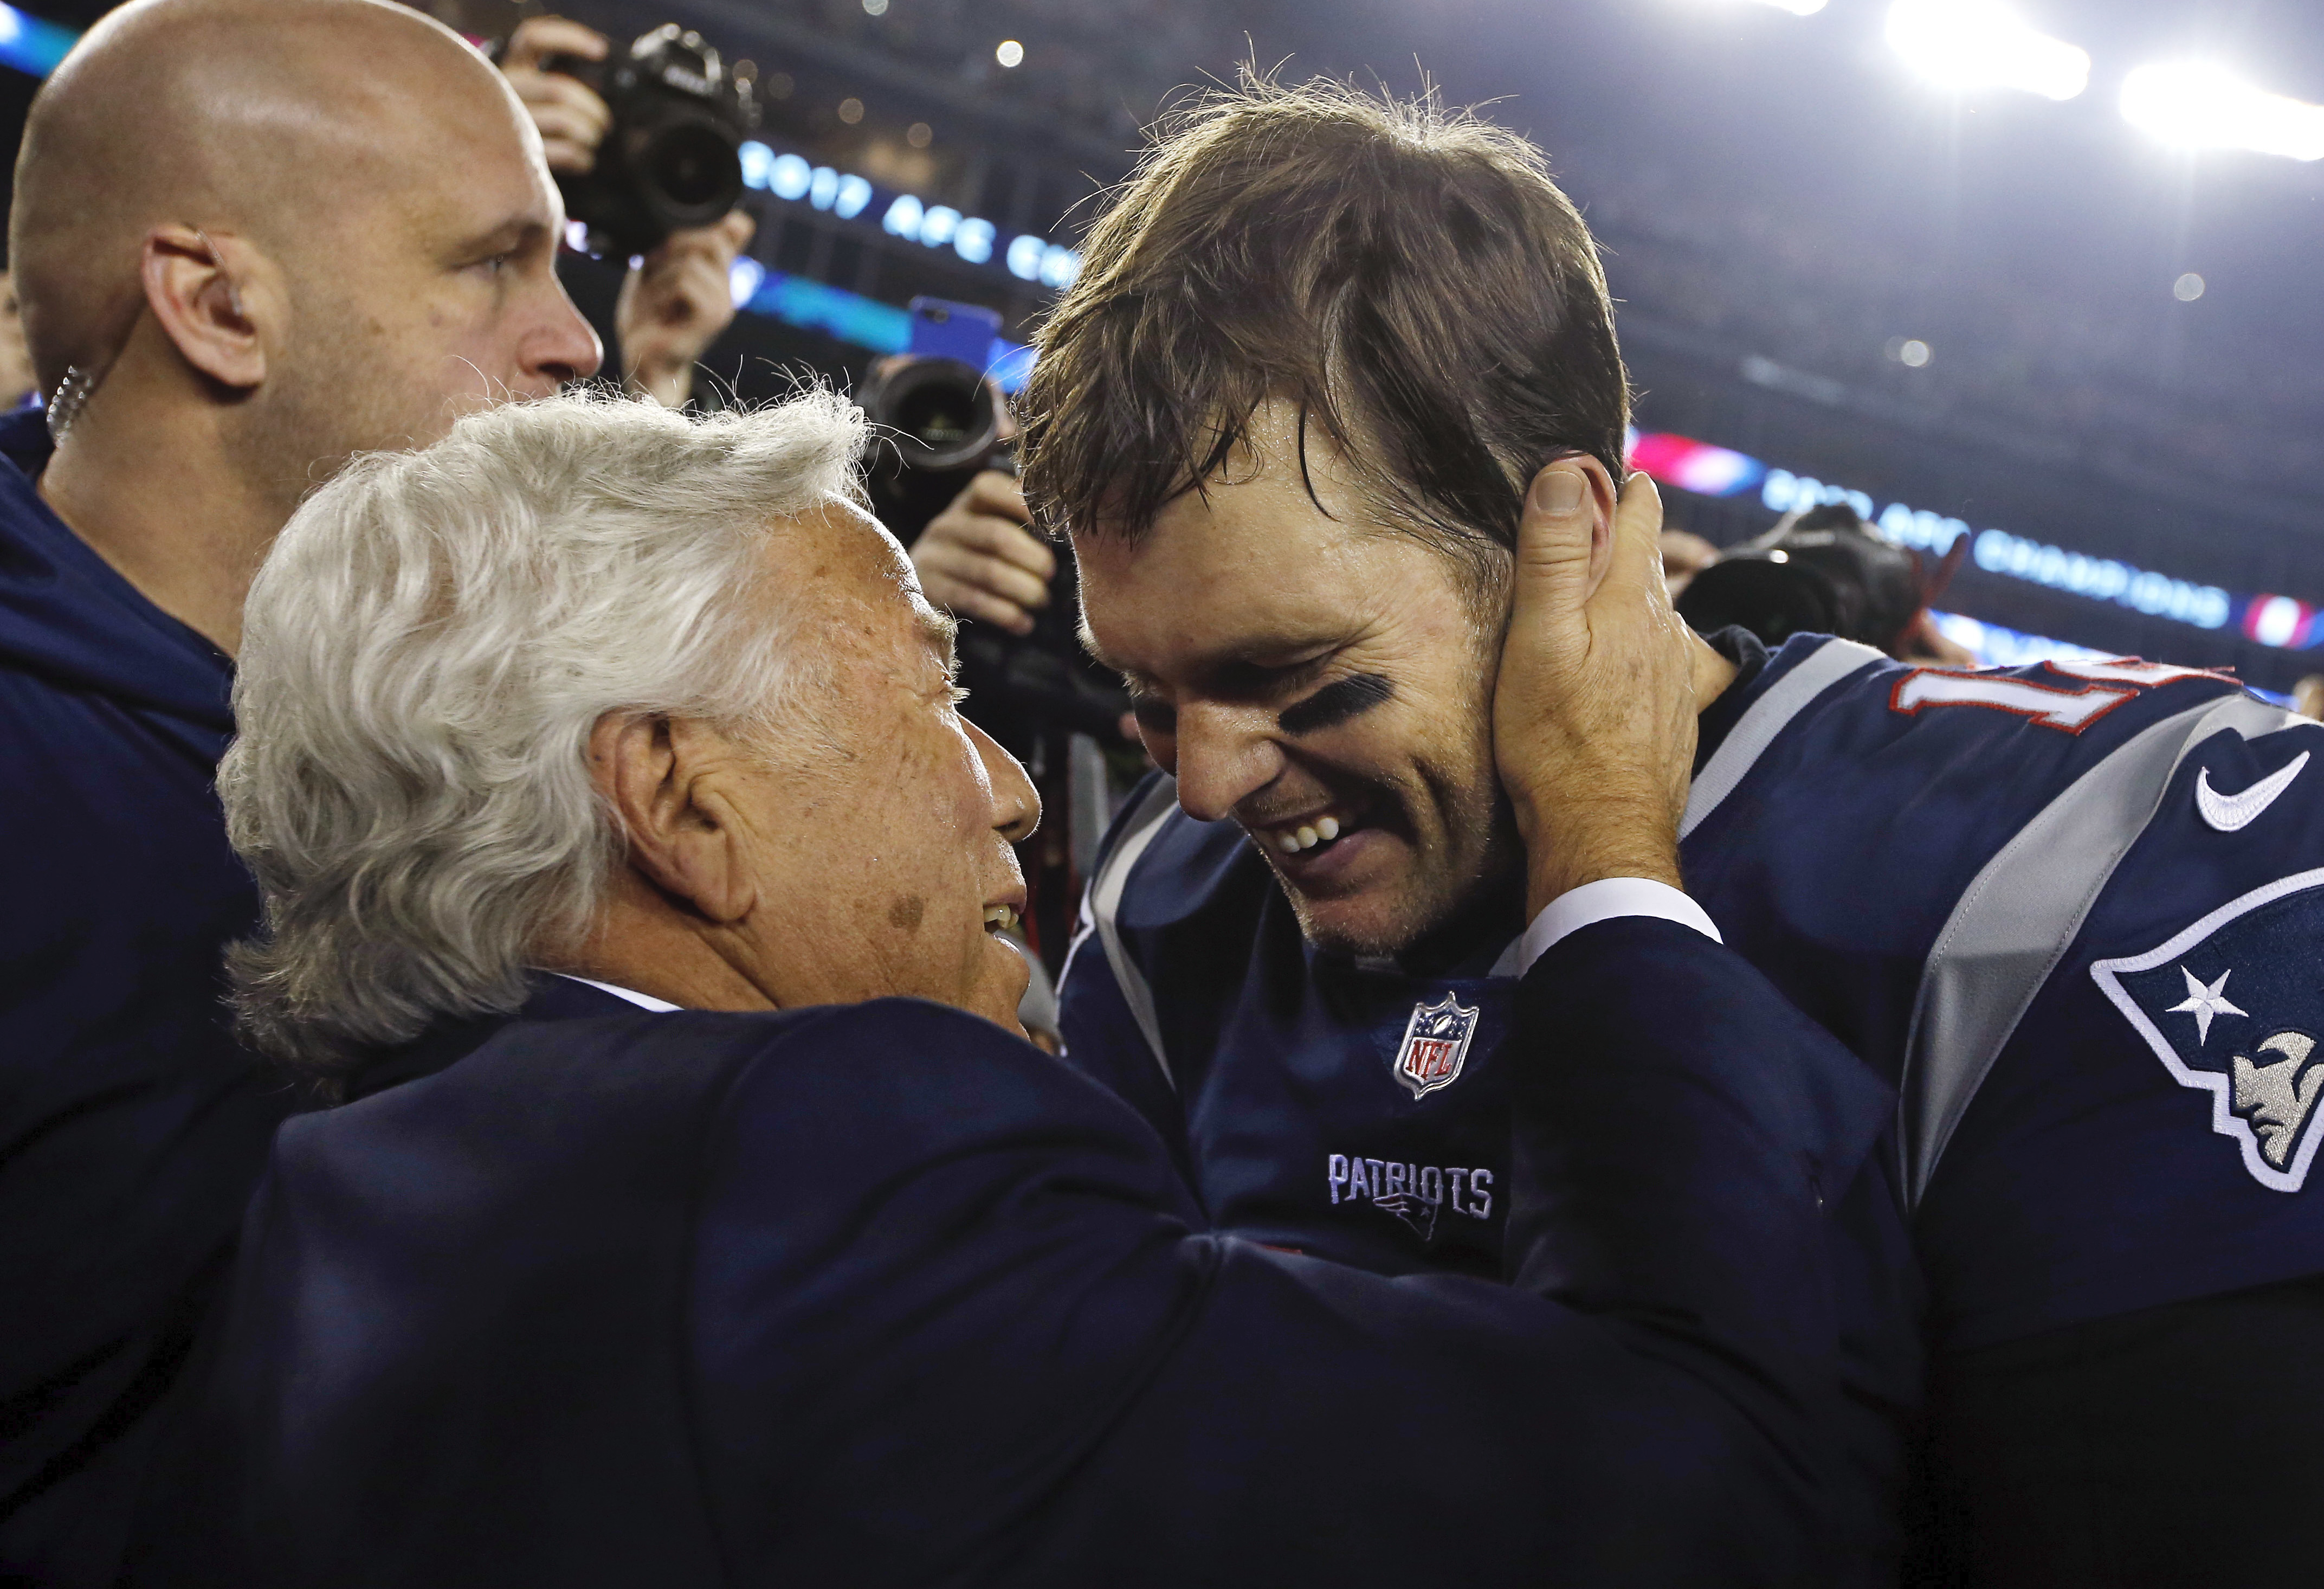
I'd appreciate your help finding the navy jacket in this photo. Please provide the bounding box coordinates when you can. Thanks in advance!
[141,923,1894,1588]
[0,409,293,1587]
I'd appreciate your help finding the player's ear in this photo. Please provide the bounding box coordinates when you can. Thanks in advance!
[141,225,277,393]
[1514,452,1624,618]
[1560,455,1621,599]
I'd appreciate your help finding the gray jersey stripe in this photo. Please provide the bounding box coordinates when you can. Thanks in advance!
[1087,776,1180,1090]
[1682,638,1887,840]
[1900,692,2301,1210]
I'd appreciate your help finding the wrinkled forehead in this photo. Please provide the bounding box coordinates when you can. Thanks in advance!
[784,497,956,663]
[1075,477,1425,689]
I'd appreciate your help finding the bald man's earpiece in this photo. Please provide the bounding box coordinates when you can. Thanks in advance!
[138,223,270,398]
[193,229,246,320]
[47,364,98,445]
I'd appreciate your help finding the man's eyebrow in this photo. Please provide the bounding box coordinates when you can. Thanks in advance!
[1077,620,1123,676]
[916,606,959,673]
[449,216,551,262]
[1080,623,1344,693]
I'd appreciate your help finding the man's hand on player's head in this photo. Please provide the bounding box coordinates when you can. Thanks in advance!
[911,471,1055,636]
[617,210,754,409]
[501,17,612,176]
[1494,463,1702,915]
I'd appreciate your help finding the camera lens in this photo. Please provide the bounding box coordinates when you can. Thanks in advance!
[893,386,978,451]
[642,121,733,211]
[860,358,999,472]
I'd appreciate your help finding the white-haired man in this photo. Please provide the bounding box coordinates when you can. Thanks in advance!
[0,3,745,1578]
[130,390,1906,1586]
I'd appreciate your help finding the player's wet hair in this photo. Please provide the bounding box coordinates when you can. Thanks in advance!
[1017,73,1630,590]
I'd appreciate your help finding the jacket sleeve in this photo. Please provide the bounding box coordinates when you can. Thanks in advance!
[688,934,1899,1589]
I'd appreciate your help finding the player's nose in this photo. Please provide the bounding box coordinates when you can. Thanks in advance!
[1171,704,1284,825]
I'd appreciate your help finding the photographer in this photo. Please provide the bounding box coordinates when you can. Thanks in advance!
[499,16,754,409]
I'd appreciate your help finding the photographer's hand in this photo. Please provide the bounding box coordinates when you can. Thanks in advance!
[501,17,612,176]
[1494,465,1728,916]
[911,472,1055,636]
[617,211,755,409]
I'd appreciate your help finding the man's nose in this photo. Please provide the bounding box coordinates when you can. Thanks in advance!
[970,720,1040,844]
[525,280,603,391]
[1170,703,1284,825]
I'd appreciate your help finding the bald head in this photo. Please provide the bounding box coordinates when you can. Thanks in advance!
[12,0,537,396]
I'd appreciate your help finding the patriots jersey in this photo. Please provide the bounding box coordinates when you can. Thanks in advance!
[1059,773,1528,1280]
[1060,631,2324,1359]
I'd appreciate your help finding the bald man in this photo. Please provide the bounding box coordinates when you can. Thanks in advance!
[0,3,722,1581]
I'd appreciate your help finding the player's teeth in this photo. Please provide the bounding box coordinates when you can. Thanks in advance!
[1276,832,1301,854]
[1316,816,1340,841]
[1296,825,1318,851]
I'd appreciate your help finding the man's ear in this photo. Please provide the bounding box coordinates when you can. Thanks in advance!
[586,713,756,925]
[1568,455,1621,601]
[140,226,273,392]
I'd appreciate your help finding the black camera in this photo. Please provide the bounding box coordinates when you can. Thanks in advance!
[855,354,1131,750]
[544,24,757,256]
[1676,503,1947,654]
[858,355,1004,473]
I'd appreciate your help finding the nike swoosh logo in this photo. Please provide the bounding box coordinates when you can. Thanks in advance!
[2197,750,2310,832]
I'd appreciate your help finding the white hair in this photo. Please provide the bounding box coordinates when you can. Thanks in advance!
[221,388,867,1076]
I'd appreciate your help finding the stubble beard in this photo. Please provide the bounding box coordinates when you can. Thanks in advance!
[230,300,468,524]
[1277,689,1522,962]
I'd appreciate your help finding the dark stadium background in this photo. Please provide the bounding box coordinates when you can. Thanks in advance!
[5,0,2320,688]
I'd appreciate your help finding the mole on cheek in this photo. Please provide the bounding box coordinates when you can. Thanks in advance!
[887,893,926,932]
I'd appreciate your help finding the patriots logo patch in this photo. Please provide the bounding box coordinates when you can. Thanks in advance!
[1392,993,1480,1099]
[2093,867,2324,1192]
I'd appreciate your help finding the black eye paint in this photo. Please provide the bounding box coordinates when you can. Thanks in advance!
[1132,697,1178,735]
[1278,673,1395,736]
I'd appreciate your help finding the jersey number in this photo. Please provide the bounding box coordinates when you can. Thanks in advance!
[1890,659,2218,734]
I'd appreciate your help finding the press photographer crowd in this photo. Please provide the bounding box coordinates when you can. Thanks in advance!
[3,0,2321,1585]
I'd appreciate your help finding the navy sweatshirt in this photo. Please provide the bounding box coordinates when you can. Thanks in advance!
[0,409,293,1587]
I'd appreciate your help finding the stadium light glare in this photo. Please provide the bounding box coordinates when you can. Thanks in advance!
[1884,0,2090,102]
[1704,0,1829,16]
[2120,62,2324,162]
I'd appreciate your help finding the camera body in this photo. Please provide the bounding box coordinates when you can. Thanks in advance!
[1676,503,1932,653]
[855,326,1131,751]
[546,24,757,256]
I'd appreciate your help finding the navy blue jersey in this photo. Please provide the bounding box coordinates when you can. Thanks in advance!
[1062,779,1528,1280]
[1060,629,2324,1580]
[1681,636,2324,1352]
[1062,633,2324,1345]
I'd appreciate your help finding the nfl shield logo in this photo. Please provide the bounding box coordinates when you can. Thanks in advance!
[1393,992,1480,1099]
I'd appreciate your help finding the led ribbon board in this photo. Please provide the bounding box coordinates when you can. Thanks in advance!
[1625,427,2314,651]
